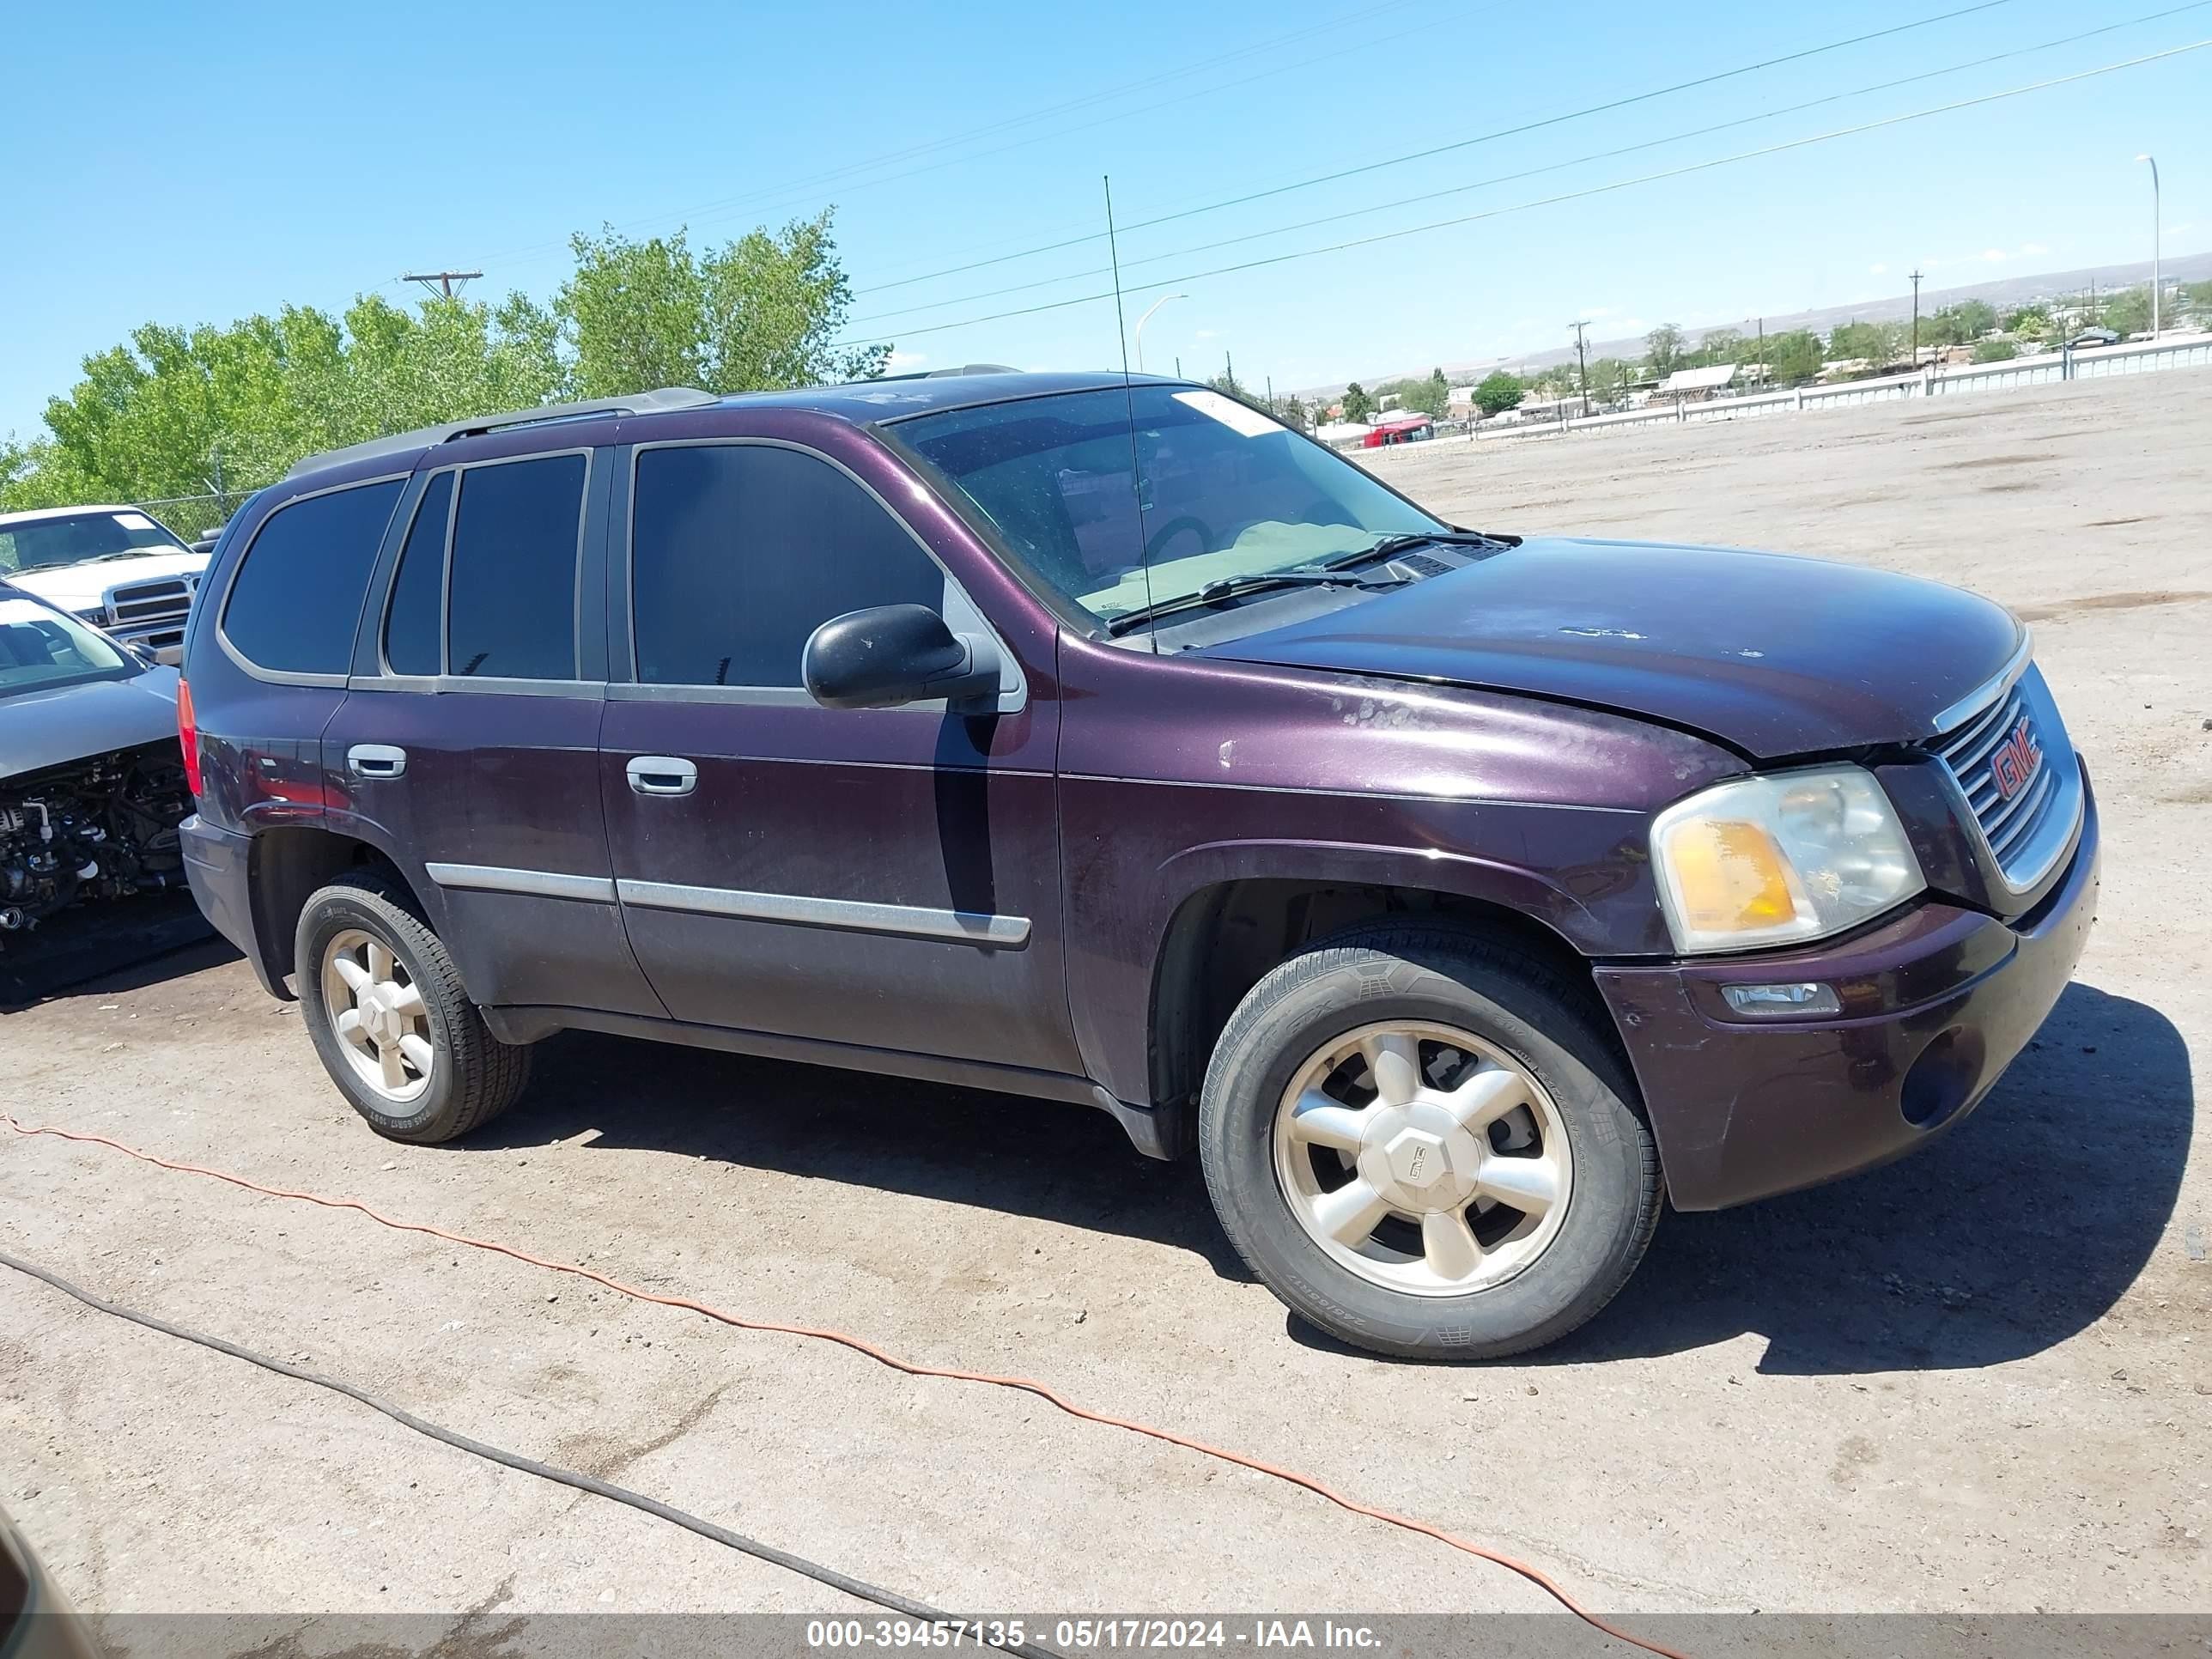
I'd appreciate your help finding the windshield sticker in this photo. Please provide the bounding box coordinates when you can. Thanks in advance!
[1172,389,1282,439]
[112,511,159,532]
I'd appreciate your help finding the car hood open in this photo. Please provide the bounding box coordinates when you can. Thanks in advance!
[1202,536,2024,758]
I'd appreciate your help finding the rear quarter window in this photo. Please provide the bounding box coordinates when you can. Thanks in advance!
[222,480,405,676]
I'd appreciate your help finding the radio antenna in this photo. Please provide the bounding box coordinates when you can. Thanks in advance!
[1105,174,1159,654]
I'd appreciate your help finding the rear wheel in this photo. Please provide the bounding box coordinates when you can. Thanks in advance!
[295,874,530,1144]
[1199,924,1659,1358]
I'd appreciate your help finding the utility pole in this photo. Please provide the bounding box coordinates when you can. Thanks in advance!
[1569,320,1591,416]
[1756,317,1765,385]
[1908,270,1924,363]
[1224,350,1236,396]
[1266,374,1275,416]
[402,270,483,301]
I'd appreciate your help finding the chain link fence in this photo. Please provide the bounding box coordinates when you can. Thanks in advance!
[131,489,255,544]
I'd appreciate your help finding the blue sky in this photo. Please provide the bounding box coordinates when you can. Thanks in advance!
[4,0,2206,437]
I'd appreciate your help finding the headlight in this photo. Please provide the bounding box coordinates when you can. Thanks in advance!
[1650,765,1924,955]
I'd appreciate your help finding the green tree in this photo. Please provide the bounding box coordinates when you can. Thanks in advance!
[1280,395,1310,433]
[2001,302,2053,338]
[1644,323,1685,374]
[1473,370,1524,416]
[1761,330,1824,385]
[1971,339,2019,363]
[2100,284,2154,337]
[1826,320,1905,364]
[2,208,879,534]
[561,210,884,396]
[1401,367,1451,418]
[1340,381,1375,422]
[1692,326,1743,366]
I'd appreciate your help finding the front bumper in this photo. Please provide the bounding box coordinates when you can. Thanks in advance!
[1595,767,2100,1211]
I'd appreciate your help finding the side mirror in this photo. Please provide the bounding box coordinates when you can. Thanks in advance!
[801,604,1002,712]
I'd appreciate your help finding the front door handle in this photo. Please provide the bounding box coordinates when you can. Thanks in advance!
[626,756,698,797]
[348,743,407,779]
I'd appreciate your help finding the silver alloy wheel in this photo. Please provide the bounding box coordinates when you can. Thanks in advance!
[1271,1020,1573,1297]
[321,927,434,1103]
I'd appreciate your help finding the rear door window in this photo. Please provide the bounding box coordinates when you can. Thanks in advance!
[383,471,453,676]
[630,443,942,688]
[222,480,405,675]
[446,453,587,680]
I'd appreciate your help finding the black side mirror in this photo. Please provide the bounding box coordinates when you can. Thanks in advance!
[802,605,1002,712]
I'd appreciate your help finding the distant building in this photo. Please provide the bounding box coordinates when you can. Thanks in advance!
[1446,384,1481,417]
[1656,363,1738,400]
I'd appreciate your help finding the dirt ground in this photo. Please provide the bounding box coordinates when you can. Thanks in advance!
[3,372,2208,1640]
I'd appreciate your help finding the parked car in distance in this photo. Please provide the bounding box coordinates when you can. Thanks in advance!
[0,505,208,663]
[0,581,191,946]
[2065,327,2122,349]
[178,374,2097,1359]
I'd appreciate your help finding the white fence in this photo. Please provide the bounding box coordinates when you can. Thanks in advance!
[1459,332,2212,445]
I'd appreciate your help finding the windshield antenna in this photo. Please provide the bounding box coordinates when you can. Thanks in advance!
[1104,175,1159,653]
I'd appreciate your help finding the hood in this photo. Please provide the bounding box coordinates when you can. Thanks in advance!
[1204,537,2023,758]
[9,550,208,613]
[2,666,181,781]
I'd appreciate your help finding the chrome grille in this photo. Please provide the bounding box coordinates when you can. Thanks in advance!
[1931,661,2080,890]
[102,575,195,650]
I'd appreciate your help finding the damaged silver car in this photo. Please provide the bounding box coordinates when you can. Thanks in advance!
[0,581,190,945]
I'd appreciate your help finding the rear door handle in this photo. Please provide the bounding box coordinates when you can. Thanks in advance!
[626,756,698,797]
[348,743,407,779]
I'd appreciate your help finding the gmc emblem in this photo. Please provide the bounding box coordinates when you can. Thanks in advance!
[1990,716,2044,801]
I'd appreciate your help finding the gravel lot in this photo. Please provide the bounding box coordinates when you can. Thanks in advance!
[3,372,2207,1643]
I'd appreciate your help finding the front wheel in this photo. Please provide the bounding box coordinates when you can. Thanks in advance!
[295,874,531,1144]
[1198,925,1659,1359]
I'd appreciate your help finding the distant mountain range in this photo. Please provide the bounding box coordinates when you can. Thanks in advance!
[1297,250,2212,399]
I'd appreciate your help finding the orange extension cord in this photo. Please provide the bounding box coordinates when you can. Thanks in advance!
[3,1113,1688,1659]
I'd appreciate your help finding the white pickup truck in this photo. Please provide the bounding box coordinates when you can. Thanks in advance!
[0,505,210,664]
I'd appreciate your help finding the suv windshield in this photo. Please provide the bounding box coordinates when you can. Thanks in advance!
[0,592,136,699]
[895,385,1449,628]
[0,509,188,574]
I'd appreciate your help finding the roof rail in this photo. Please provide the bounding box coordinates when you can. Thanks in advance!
[857,363,1021,386]
[283,386,719,479]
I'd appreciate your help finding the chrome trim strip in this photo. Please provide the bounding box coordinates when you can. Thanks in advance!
[1929,628,2033,737]
[425,863,617,904]
[615,878,1030,948]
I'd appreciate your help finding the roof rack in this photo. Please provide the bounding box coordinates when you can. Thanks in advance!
[858,363,1021,385]
[284,386,719,479]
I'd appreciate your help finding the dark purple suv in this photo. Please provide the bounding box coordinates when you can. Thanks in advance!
[177,372,2098,1358]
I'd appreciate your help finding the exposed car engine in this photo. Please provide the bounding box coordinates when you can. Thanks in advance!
[0,740,189,943]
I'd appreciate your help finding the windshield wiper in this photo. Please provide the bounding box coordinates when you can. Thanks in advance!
[80,548,163,563]
[1350,529,1511,563]
[1105,568,1401,637]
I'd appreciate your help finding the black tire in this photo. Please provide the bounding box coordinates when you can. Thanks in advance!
[1198,923,1659,1359]
[295,872,531,1144]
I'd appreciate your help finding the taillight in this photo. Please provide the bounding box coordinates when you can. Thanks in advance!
[177,678,203,797]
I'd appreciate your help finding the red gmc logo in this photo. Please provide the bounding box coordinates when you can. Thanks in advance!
[1990,716,2044,801]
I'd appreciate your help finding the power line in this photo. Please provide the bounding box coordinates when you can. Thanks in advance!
[843,3,2211,331]
[852,0,2021,299]
[829,39,2212,349]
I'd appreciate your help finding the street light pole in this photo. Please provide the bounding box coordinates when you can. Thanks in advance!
[2137,154,2161,337]
[1569,320,1591,416]
[1132,293,1188,374]
[1909,269,1924,362]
